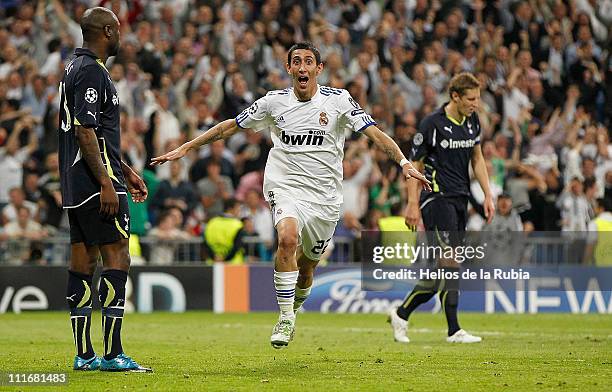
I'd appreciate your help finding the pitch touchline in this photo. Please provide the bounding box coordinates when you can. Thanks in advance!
[211,324,609,338]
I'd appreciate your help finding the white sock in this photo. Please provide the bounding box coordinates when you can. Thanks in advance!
[274,270,298,316]
[293,286,312,312]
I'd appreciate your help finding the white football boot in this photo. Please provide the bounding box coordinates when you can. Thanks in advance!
[446,329,482,343]
[270,314,295,349]
[387,307,410,343]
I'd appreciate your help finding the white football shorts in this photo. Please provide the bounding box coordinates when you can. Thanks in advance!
[268,191,340,261]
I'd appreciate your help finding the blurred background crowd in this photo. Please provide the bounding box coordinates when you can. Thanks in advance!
[0,0,610,264]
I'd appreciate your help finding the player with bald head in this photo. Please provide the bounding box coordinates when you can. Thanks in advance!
[79,7,121,57]
[59,7,150,372]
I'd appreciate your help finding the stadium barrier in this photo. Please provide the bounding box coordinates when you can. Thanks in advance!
[0,233,594,265]
[1,263,610,314]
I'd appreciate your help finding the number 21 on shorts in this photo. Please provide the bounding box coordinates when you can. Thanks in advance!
[311,238,331,255]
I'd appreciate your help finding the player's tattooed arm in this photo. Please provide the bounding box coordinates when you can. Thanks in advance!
[204,119,242,143]
[76,126,112,187]
[363,124,408,163]
[150,119,242,165]
[75,125,118,216]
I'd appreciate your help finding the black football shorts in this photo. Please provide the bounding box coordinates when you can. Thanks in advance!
[421,196,468,248]
[68,193,130,246]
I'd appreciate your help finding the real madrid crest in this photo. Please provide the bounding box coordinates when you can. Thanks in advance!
[319,112,329,126]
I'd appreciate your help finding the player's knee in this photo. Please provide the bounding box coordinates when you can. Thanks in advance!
[101,242,131,269]
[278,234,298,253]
[66,270,93,313]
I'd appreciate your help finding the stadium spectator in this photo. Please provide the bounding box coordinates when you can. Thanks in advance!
[38,152,64,229]
[234,167,264,202]
[189,140,235,184]
[23,171,41,204]
[585,198,612,265]
[148,208,191,265]
[3,205,47,264]
[527,167,563,231]
[342,136,372,224]
[149,159,198,224]
[195,159,235,220]
[0,115,38,207]
[369,161,402,217]
[234,129,271,176]
[204,198,246,264]
[486,193,524,232]
[240,188,274,258]
[2,187,38,226]
[20,75,49,136]
[557,177,592,231]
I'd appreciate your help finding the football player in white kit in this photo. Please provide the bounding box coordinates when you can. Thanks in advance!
[152,42,431,348]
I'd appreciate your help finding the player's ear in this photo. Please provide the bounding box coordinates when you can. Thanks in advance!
[285,63,291,75]
[316,62,323,75]
[104,25,112,38]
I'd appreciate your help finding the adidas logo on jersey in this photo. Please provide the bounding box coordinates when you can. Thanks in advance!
[440,138,477,149]
[281,130,325,146]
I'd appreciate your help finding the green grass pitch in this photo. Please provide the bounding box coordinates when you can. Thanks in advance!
[0,312,610,391]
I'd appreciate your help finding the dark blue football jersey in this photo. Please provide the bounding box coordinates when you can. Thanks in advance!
[409,103,481,205]
[58,48,126,208]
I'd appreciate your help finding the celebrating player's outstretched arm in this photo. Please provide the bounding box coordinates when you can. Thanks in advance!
[362,125,431,191]
[150,119,241,165]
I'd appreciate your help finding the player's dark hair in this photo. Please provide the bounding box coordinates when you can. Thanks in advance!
[448,72,480,98]
[287,42,322,65]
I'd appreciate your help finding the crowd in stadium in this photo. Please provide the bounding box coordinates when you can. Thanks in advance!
[0,0,610,264]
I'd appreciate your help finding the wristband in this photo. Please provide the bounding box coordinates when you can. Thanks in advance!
[400,158,410,167]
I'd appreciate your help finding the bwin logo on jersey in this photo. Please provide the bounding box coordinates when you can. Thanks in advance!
[281,130,325,146]
[440,139,476,149]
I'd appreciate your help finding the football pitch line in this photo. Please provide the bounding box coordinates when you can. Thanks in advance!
[211,322,612,339]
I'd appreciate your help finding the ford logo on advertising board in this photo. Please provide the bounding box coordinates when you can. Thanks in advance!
[304,269,434,314]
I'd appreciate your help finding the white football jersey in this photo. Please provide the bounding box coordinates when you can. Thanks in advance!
[236,85,376,207]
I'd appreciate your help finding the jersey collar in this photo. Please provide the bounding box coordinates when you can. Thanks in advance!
[438,102,466,125]
[74,47,99,59]
[291,84,320,103]
[75,48,110,72]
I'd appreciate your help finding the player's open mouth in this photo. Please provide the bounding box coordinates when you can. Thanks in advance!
[298,76,308,87]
